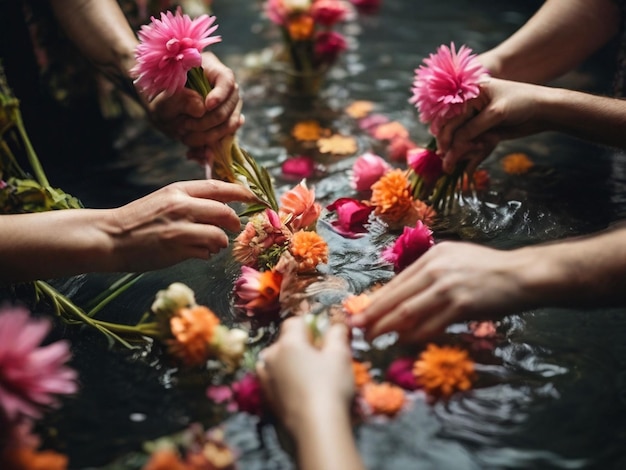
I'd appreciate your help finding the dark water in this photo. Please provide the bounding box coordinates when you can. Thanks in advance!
[21,0,626,468]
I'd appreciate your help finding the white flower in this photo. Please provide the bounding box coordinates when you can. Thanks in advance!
[151,282,197,316]
[212,326,248,370]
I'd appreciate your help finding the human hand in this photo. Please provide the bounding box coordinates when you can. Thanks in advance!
[107,180,256,272]
[436,78,549,174]
[351,241,536,343]
[138,52,244,161]
[256,317,354,439]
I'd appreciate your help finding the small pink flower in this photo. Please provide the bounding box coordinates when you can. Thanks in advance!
[349,0,381,14]
[281,156,316,179]
[279,180,322,230]
[351,152,391,192]
[326,198,374,238]
[232,209,291,268]
[407,147,443,184]
[358,114,389,133]
[0,306,78,421]
[234,266,283,318]
[387,137,418,162]
[311,0,348,26]
[232,373,264,416]
[385,357,420,391]
[314,31,348,65]
[131,8,222,100]
[409,42,489,135]
[382,220,434,272]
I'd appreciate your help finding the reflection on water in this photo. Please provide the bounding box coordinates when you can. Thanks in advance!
[25,0,626,468]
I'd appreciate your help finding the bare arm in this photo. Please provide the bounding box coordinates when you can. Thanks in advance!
[480,0,620,84]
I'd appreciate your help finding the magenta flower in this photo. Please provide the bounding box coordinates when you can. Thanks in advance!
[351,152,391,192]
[314,31,348,65]
[131,8,222,100]
[385,357,420,391]
[407,147,443,184]
[234,266,283,318]
[382,220,434,272]
[326,197,374,238]
[281,156,316,180]
[232,372,264,416]
[409,43,489,135]
[0,306,78,420]
[311,0,348,27]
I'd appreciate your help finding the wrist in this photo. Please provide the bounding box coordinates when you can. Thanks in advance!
[289,392,352,444]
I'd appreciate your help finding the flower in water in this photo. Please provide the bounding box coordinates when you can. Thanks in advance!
[359,113,389,133]
[212,327,249,371]
[326,197,373,238]
[314,31,348,65]
[282,156,316,179]
[289,230,329,272]
[232,372,264,416]
[352,360,372,388]
[311,0,348,26]
[279,180,322,230]
[292,120,326,141]
[342,293,371,316]
[370,169,414,226]
[151,282,197,317]
[407,147,443,184]
[387,137,418,162]
[351,152,391,192]
[362,382,406,416]
[346,100,374,119]
[131,9,222,100]
[233,209,291,269]
[410,43,489,135]
[0,306,78,420]
[413,344,475,398]
[317,134,358,155]
[385,357,420,391]
[234,266,283,317]
[372,121,409,141]
[168,306,220,367]
[382,220,434,272]
[501,152,534,175]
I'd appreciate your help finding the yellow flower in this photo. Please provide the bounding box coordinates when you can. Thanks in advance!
[168,306,220,367]
[413,344,475,398]
[362,382,406,416]
[289,230,329,272]
[317,134,358,155]
[370,169,414,226]
[345,100,374,119]
[501,152,534,175]
[291,120,325,141]
[342,293,371,316]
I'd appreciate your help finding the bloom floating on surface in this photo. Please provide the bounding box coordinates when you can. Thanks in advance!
[233,209,291,269]
[289,230,329,272]
[317,134,358,155]
[370,169,415,227]
[281,156,316,179]
[342,293,371,316]
[385,357,420,391]
[326,197,373,238]
[0,306,78,421]
[413,344,475,398]
[352,360,372,387]
[501,152,534,175]
[231,372,264,416]
[362,382,406,416]
[234,266,283,318]
[279,180,322,230]
[131,8,222,100]
[168,305,220,367]
[351,152,391,192]
[382,220,434,272]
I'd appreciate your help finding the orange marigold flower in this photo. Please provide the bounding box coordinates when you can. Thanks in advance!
[291,120,325,141]
[362,382,406,416]
[413,344,475,398]
[289,230,329,272]
[3,447,69,470]
[370,169,414,226]
[317,134,358,155]
[372,121,409,141]
[168,306,220,367]
[142,449,188,470]
[346,100,374,119]
[342,293,371,315]
[287,14,315,40]
[352,360,372,388]
[501,152,534,175]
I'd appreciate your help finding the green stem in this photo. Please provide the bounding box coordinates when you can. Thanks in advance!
[86,272,144,317]
[14,113,49,187]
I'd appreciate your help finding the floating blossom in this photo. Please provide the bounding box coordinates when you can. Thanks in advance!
[232,372,264,416]
[281,156,316,179]
[151,282,197,317]
[352,360,372,387]
[0,306,78,420]
[385,357,420,391]
[289,230,329,272]
[131,9,222,100]
[232,209,291,269]
[317,134,358,155]
[362,382,406,416]
[501,152,534,175]
[291,120,326,141]
[372,121,409,141]
[346,100,374,119]
[168,306,220,367]
[410,42,489,135]
[359,113,389,133]
[212,327,249,371]
[370,169,414,226]
[326,197,373,238]
[234,266,283,317]
[351,152,391,192]
[382,220,434,272]
[342,293,371,316]
[279,180,322,230]
[413,344,475,398]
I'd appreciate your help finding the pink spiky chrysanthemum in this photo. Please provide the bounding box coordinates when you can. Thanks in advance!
[0,306,78,421]
[409,42,489,136]
[131,8,222,100]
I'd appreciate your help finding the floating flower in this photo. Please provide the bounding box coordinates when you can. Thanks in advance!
[346,100,374,119]
[212,327,249,371]
[232,372,264,416]
[372,121,409,141]
[151,282,197,318]
[0,306,78,420]
[382,220,434,272]
[407,147,443,184]
[314,31,348,65]
[131,9,222,100]
[387,137,418,162]
[385,357,420,391]
[359,113,389,133]
[413,344,475,398]
[289,230,329,272]
[410,43,489,135]
[317,134,358,155]
[326,197,373,238]
[370,169,414,226]
[351,152,391,192]
[292,120,326,141]
[281,156,316,179]
[342,293,371,316]
[352,360,372,388]
[311,0,348,26]
[234,266,283,317]
[279,180,322,230]
[233,209,291,269]
[362,382,406,416]
[501,152,534,175]
[168,306,220,367]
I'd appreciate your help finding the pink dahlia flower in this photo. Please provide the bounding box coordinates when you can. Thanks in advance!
[382,220,434,272]
[407,147,443,184]
[314,31,348,65]
[131,8,222,100]
[0,306,78,420]
[326,197,374,238]
[409,42,489,135]
[351,152,391,192]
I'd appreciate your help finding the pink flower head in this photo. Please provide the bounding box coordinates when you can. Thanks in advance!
[131,8,222,100]
[232,372,264,416]
[234,266,283,317]
[359,114,389,134]
[314,31,348,65]
[326,197,374,238]
[409,42,489,135]
[351,152,391,192]
[311,0,348,26]
[385,357,420,391]
[407,147,443,183]
[349,0,381,14]
[387,137,418,162]
[281,156,316,180]
[382,220,434,272]
[279,180,322,230]
[0,306,78,421]
[232,209,291,268]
